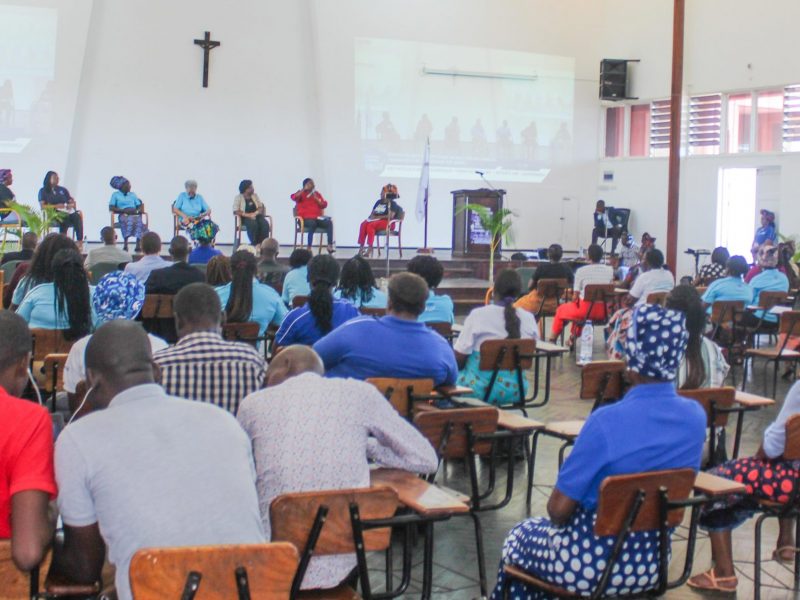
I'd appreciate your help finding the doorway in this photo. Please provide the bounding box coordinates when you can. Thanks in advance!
[716,168,757,259]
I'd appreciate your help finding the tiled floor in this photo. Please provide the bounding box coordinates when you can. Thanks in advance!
[366,337,800,599]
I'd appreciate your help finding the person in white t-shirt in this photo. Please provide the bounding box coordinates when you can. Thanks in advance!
[627,249,675,305]
[549,244,614,344]
[454,270,538,405]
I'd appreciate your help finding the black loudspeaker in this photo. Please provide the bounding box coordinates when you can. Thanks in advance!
[600,59,628,100]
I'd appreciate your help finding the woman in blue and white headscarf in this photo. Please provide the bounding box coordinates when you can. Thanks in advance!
[63,271,168,414]
[491,304,707,599]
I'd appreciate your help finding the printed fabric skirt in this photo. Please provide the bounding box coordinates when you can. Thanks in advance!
[699,456,800,531]
[117,213,146,240]
[187,217,220,243]
[491,507,667,599]
[457,351,529,406]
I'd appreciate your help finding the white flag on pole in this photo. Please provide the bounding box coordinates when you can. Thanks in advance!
[415,138,430,223]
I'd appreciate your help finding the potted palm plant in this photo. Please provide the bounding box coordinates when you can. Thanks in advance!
[456,203,516,282]
[0,201,65,253]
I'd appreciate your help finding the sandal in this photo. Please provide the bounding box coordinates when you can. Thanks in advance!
[773,545,799,564]
[687,569,737,593]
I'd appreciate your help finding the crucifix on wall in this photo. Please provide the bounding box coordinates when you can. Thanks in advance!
[193,31,221,88]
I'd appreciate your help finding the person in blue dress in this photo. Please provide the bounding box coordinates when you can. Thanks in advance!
[407,255,454,324]
[173,180,219,243]
[38,171,83,245]
[492,304,706,599]
[701,255,752,311]
[108,176,146,252]
[281,248,312,307]
[275,255,359,347]
[215,250,287,337]
[751,209,777,260]
[334,255,387,309]
[188,222,222,265]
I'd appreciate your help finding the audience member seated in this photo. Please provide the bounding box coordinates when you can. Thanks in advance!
[282,248,312,306]
[742,243,790,328]
[10,233,77,309]
[626,249,674,305]
[492,304,706,598]
[65,272,168,412]
[701,255,752,311]
[515,243,574,314]
[617,231,639,272]
[17,248,92,340]
[407,255,454,324]
[215,250,287,337]
[548,244,614,344]
[693,246,730,287]
[454,270,538,405]
[1,231,37,264]
[256,238,288,290]
[619,233,657,290]
[187,221,222,265]
[145,236,205,295]
[52,321,266,600]
[84,226,131,269]
[334,255,387,309]
[205,254,232,286]
[687,379,800,593]
[275,255,359,347]
[237,346,437,590]
[778,241,800,290]
[0,312,56,572]
[745,242,787,284]
[314,273,458,385]
[123,232,170,283]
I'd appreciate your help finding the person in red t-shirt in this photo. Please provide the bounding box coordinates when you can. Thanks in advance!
[290,178,334,253]
[0,311,56,571]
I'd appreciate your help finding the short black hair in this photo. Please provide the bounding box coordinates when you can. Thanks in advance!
[587,244,604,263]
[711,246,730,266]
[289,248,313,268]
[168,236,190,261]
[174,283,223,326]
[547,244,563,262]
[21,231,38,250]
[644,248,665,269]
[407,255,444,289]
[0,311,31,366]
[141,231,161,255]
[100,226,115,244]
[388,273,428,317]
[727,255,749,278]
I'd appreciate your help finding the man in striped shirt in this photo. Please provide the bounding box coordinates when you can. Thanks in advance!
[153,283,265,414]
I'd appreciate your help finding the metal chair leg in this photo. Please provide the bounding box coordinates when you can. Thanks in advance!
[470,511,487,598]
[754,512,769,600]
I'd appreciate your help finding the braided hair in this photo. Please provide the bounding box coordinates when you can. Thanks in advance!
[665,284,707,389]
[51,249,92,341]
[337,256,376,305]
[307,255,340,334]
[226,251,257,323]
[493,270,522,339]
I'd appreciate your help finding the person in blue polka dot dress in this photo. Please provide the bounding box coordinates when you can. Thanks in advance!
[492,304,707,599]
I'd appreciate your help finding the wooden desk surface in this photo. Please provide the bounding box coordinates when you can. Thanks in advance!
[497,411,545,432]
[694,471,747,497]
[535,341,569,354]
[735,390,776,408]
[371,468,470,516]
[543,420,584,438]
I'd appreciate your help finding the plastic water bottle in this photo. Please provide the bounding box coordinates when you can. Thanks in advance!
[578,321,594,365]
[579,245,585,259]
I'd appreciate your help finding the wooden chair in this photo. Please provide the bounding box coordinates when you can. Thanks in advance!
[561,283,616,345]
[291,294,308,309]
[1,259,24,287]
[48,210,84,242]
[108,208,149,241]
[222,321,261,348]
[140,293,176,343]
[678,387,737,467]
[30,329,73,363]
[708,300,746,376]
[42,353,69,412]
[426,321,456,345]
[293,208,326,252]
[477,338,539,412]
[270,487,416,599]
[87,261,123,283]
[375,212,405,258]
[0,208,23,248]
[0,541,50,600]
[129,543,298,600]
[502,469,698,599]
[366,377,436,419]
[745,290,789,346]
[515,267,537,292]
[742,310,800,398]
[534,278,569,336]
[360,306,386,318]
[646,290,669,306]
[234,212,274,251]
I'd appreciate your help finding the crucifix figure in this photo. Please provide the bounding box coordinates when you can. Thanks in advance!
[193,31,221,88]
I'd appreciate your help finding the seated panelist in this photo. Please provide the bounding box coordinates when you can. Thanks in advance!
[173,179,218,242]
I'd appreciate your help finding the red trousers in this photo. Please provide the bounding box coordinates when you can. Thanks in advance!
[358,219,390,247]
[550,298,608,337]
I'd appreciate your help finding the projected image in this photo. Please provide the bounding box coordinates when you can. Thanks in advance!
[355,38,575,183]
[0,5,58,154]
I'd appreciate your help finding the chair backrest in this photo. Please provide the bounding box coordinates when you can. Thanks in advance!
[414,407,499,458]
[222,321,260,346]
[129,543,299,600]
[291,294,308,309]
[758,290,789,311]
[30,329,73,362]
[536,278,568,299]
[594,468,696,536]
[515,267,536,291]
[140,294,174,319]
[583,283,616,304]
[646,291,669,306]
[42,353,69,394]
[360,307,387,317]
[709,300,744,326]
[0,542,50,600]
[366,377,435,416]
[779,310,800,337]
[783,414,800,461]
[426,321,453,339]
[88,262,121,283]
[478,338,536,371]
[678,387,736,427]
[270,487,398,555]
[579,360,626,402]
[1,259,23,283]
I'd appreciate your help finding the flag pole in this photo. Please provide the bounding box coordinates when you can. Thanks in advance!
[417,137,434,255]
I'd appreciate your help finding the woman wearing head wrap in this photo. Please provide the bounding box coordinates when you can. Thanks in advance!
[62,271,168,415]
[233,179,270,246]
[741,244,790,328]
[188,220,222,265]
[0,168,20,224]
[173,180,219,242]
[38,171,83,245]
[108,176,147,252]
[752,209,778,259]
[744,241,788,283]
[357,184,403,257]
[492,304,706,599]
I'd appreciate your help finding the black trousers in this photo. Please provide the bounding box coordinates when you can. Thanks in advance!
[591,225,621,253]
[242,214,270,245]
[304,218,333,246]
[59,212,83,241]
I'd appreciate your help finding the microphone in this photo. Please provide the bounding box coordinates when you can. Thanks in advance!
[475,170,484,176]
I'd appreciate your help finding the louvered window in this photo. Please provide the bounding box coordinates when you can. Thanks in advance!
[688,94,721,155]
[783,84,800,152]
[649,99,671,157]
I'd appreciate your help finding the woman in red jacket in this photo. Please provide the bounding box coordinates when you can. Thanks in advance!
[291,178,334,253]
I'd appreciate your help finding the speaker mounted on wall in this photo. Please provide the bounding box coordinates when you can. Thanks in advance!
[599,59,639,101]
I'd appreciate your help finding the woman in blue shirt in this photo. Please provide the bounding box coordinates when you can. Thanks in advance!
[335,256,387,309]
[407,255,454,324]
[38,171,83,244]
[751,209,777,258]
[11,233,78,309]
[173,180,220,243]
[492,304,706,599]
[16,248,92,340]
[282,248,313,306]
[701,255,753,310]
[275,255,359,347]
[215,250,288,337]
[743,245,789,326]
[108,176,146,252]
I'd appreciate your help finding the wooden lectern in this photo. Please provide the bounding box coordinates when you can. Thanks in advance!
[451,189,506,257]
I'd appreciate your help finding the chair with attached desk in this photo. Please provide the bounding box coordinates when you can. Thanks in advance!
[270,486,423,599]
[477,338,541,413]
[746,290,789,345]
[741,310,800,398]
[708,300,746,383]
[360,306,386,318]
[140,293,177,343]
[222,321,261,346]
[30,329,73,366]
[560,283,616,348]
[425,321,456,345]
[41,353,69,412]
[533,278,569,337]
[502,468,699,599]
[291,294,308,309]
[0,541,49,600]
[367,377,436,419]
[129,543,298,600]
[678,387,737,467]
